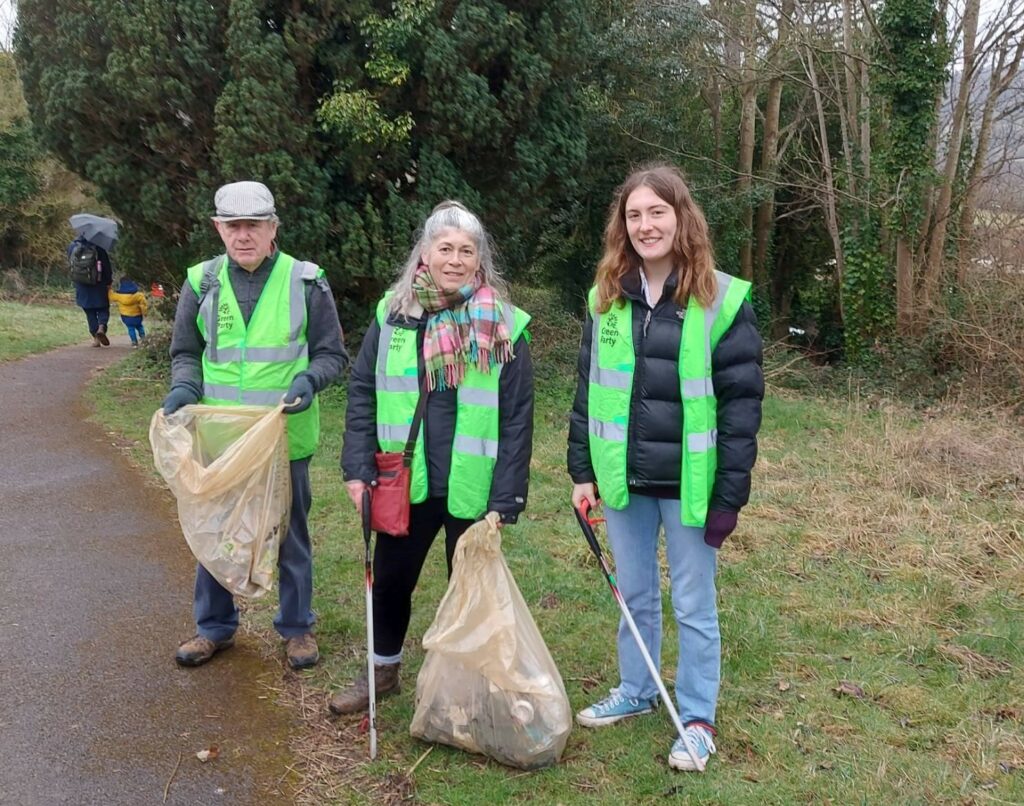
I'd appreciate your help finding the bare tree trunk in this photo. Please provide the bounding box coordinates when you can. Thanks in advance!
[860,58,871,188]
[805,45,846,325]
[753,0,794,285]
[736,1,758,280]
[701,79,724,168]
[896,235,914,334]
[921,0,981,310]
[958,34,1024,282]
[839,0,859,203]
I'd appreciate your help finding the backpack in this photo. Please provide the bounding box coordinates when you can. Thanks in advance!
[68,242,100,285]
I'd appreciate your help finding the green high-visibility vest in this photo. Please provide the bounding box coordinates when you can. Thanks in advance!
[373,296,531,519]
[187,252,323,460]
[587,270,752,525]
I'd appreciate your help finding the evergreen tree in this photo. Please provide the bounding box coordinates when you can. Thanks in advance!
[15,0,595,315]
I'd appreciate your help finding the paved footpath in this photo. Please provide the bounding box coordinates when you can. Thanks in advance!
[0,338,297,805]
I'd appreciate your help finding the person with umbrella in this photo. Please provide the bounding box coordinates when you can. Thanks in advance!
[67,214,118,347]
[163,181,348,670]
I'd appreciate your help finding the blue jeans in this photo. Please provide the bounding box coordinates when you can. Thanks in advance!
[83,306,110,336]
[193,457,315,641]
[120,314,145,344]
[604,495,720,727]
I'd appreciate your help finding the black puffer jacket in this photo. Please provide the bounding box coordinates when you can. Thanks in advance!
[342,307,534,523]
[567,270,763,513]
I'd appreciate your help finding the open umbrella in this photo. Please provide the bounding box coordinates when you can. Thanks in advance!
[69,214,119,251]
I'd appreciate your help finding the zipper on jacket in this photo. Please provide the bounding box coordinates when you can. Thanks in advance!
[626,299,651,485]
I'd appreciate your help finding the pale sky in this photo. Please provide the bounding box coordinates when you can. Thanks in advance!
[0,1,15,52]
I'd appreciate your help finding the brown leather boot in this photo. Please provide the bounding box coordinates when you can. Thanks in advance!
[328,663,401,715]
[175,635,235,667]
[285,633,319,670]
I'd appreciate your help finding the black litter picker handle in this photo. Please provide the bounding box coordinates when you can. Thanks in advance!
[574,499,605,560]
[361,488,372,548]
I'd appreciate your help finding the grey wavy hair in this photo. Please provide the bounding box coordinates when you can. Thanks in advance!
[387,200,510,316]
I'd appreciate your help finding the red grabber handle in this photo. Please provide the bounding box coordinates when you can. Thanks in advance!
[574,499,606,560]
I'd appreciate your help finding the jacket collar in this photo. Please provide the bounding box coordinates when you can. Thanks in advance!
[620,265,679,306]
[386,300,426,329]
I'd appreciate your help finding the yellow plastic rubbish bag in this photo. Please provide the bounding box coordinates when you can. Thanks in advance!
[410,515,572,770]
[149,404,291,598]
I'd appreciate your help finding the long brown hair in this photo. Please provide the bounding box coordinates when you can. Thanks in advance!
[594,164,717,313]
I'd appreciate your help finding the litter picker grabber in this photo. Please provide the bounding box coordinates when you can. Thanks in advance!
[573,501,706,771]
[362,488,378,760]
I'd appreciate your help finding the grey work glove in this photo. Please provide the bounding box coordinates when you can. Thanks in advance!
[283,374,315,414]
[162,385,199,415]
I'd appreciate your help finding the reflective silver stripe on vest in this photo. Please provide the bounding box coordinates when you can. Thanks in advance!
[198,257,224,361]
[376,318,397,390]
[203,383,284,406]
[502,303,515,338]
[458,386,498,407]
[290,261,317,341]
[589,418,626,442]
[687,429,717,452]
[453,434,499,459]
[593,366,631,389]
[704,272,733,367]
[683,376,715,398]
[212,344,309,363]
[378,373,419,392]
[377,423,411,444]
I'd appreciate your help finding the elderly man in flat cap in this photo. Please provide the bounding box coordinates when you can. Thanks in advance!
[164,181,348,670]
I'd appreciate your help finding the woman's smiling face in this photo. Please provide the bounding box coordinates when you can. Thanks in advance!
[624,185,678,267]
[424,227,480,292]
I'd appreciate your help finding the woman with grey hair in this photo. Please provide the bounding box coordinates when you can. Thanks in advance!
[330,200,535,716]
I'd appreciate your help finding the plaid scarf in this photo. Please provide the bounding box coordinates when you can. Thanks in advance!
[412,264,513,390]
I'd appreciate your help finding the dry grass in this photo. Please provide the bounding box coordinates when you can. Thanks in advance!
[242,626,415,805]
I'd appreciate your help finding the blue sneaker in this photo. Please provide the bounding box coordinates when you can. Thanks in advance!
[668,724,717,771]
[576,688,657,727]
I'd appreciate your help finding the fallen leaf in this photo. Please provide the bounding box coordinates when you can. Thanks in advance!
[818,760,834,771]
[999,762,1017,774]
[833,680,865,699]
[742,772,760,783]
[196,746,220,763]
[778,680,791,692]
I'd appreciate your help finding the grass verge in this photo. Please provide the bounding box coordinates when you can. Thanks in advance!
[83,292,1024,805]
[0,299,88,361]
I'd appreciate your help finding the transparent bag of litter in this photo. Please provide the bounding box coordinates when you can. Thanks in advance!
[149,404,290,598]
[410,515,572,770]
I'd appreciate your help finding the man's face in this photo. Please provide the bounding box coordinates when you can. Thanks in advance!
[214,219,278,271]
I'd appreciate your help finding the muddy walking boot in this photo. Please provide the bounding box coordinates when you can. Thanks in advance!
[175,635,235,667]
[328,663,400,715]
[285,633,320,670]
[96,324,110,346]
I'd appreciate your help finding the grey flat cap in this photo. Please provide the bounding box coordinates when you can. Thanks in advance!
[212,181,276,221]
